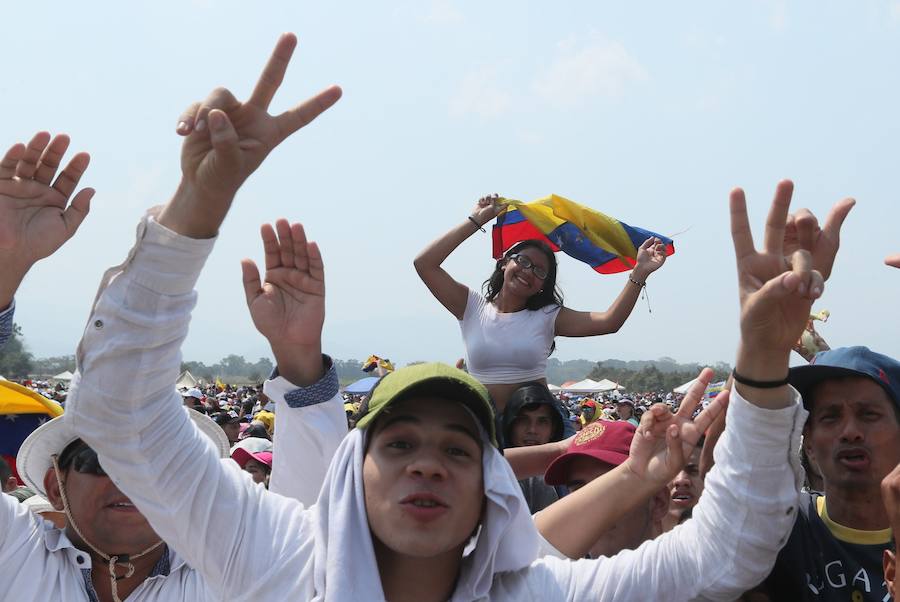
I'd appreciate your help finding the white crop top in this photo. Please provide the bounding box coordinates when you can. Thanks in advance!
[459,287,561,384]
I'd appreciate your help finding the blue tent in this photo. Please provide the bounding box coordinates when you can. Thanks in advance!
[343,376,380,394]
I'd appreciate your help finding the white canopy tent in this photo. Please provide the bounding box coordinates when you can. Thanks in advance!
[547,384,562,392]
[673,378,698,394]
[52,370,74,382]
[595,379,624,391]
[176,370,199,389]
[561,378,623,394]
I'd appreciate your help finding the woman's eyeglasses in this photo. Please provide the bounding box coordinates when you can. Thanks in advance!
[508,253,549,280]
[56,440,107,477]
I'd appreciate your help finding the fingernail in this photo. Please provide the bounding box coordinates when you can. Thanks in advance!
[798,282,807,295]
[812,286,822,296]
[209,111,224,130]
[176,121,188,133]
[195,119,207,132]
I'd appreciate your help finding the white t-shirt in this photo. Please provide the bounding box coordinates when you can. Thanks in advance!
[459,288,561,384]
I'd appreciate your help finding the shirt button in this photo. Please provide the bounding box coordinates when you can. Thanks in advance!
[786,507,794,515]
[94,320,103,329]
[76,555,85,564]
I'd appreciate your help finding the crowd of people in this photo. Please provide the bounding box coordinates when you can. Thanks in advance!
[1,32,899,602]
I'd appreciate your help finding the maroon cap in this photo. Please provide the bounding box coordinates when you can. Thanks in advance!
[544,420,635,486]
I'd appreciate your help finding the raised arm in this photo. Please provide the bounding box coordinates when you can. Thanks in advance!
[503,436,572,480]
[0,132,93,312]
[731,181,853,409]
[66,33,341,598]
[546,181,854,600]
[413,194,499,320]
[241,219,347,504]
[534,369,726,559]
[554,237,667,337]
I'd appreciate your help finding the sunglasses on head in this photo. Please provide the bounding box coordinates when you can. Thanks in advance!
[56,439,107,477]
[508,253,548,280]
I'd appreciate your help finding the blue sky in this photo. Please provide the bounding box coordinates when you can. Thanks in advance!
[5,1,900,372]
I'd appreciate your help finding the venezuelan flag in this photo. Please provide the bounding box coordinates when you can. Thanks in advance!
[0,381,63,484]
[492,195,675,274]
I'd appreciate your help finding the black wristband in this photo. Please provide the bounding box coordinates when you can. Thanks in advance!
[731,369,790,389]
[468,216,487,233]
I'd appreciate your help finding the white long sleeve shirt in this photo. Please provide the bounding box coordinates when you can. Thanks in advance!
[0,214,344,602]
[0,492,209,601]
[66,215,807,601]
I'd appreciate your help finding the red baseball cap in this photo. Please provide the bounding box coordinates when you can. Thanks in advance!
[544,420,635,486]
[231,448,273,470]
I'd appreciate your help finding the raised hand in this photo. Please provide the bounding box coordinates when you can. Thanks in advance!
[241,219,325,385]
[731,181,852,358]
[471,193,501,225]
[0,132,94,305]
[625,368,727,486]
[782,198,855,280]
[633,236,667,279]
[886,254,900,269]
[158,33,342,239]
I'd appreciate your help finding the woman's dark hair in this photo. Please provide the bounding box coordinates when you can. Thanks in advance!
[482,240,563,311]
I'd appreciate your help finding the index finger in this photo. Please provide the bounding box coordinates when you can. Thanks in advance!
[247,33,298,110]
[676,367,713,419]
[274,85,343,140]
[730,187,755,260]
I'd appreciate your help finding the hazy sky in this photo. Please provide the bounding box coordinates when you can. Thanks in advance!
[5,1,900,373]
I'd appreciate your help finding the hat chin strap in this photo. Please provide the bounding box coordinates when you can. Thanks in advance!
[51,455,164,602]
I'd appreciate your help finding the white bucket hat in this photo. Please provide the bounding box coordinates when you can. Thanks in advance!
[17,407,229,497]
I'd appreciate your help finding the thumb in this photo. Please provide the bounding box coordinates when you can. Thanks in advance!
[753,270,806,304]
[208,109,241,173]
[62,187,94,237]
[240,259,263,308]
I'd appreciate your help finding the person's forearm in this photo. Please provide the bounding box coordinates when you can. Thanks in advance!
[68,211,215,445]
[413,218,482,272]
[0,265,27,310]
[734,343,792,410]
[504,439,566,479]
[270,341,324,386]
[534,464,661,559]
[157,179,233,240]
[266,360,348,506]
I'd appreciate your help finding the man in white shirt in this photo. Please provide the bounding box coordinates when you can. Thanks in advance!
[4,410,228,602]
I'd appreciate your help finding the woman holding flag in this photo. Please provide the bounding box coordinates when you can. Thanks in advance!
[414,193,669,416]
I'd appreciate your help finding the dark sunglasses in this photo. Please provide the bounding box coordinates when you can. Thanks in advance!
[508,253,548,280]
[56,440,107,477]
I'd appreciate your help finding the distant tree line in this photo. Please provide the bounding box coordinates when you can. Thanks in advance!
[2,326,730,392]
[0,324,34,378]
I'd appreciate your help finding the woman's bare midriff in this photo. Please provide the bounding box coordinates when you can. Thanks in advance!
[485,379,548,415]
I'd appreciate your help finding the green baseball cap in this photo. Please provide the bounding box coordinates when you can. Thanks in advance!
[355,362,498,447]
